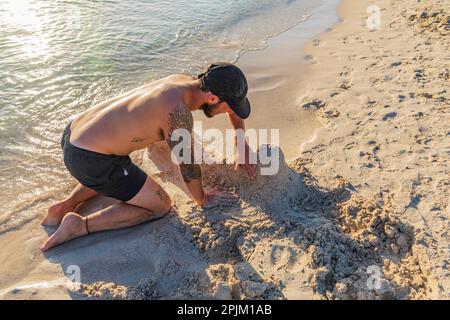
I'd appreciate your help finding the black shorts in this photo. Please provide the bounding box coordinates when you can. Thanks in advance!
[61,122,147,202]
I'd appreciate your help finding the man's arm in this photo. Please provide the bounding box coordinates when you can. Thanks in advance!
[227,112,256,179]
[165,104,239,208]
[166,104,205,206]
[227,111,246,132]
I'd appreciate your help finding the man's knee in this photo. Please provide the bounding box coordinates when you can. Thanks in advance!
[127,179,172,216]
[152,186,172,217]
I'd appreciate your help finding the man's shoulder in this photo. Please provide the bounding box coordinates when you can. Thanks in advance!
[154,76,193,129]
[159,74,192,90]
[152,85,185,111]
[159,86,190,116]
[166,73,191,80]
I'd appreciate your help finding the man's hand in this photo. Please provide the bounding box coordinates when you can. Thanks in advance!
[202,187,238,209]
[227,112,257,180]
[235,142,257,180]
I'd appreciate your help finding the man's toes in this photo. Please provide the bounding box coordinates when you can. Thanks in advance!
[40,215,60,226]
[40,213,85,251]
[41,214,52,226]
[40,217,48,226]
[41,234,60,251]
[41,201,73,226]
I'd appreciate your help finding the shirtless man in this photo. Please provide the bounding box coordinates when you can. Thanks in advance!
[40,62,256,251]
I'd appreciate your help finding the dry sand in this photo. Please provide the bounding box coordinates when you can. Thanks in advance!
[0,0,448,300]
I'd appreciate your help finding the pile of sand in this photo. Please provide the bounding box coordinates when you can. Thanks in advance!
[406,5,450,35]
[72,141,430,300]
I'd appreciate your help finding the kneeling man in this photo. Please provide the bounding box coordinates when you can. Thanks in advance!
[41,63,256,251]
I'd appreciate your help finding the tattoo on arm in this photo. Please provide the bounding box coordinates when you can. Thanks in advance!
[131,137,145,143]
[156,186,170,204]
[166,104,193,148]
[166,104,202,182]
[179,163,202,183]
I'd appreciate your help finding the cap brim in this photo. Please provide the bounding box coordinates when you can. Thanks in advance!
[229,97,251,119]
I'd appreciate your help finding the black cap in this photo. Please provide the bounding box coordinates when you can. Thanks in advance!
[198,62,251,119]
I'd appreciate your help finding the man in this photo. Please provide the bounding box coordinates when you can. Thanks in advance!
[40,62,256,251]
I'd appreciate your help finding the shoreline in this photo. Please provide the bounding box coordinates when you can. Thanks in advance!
[0,0,448,300]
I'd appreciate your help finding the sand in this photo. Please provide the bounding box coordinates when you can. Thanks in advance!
[0,0,448,300]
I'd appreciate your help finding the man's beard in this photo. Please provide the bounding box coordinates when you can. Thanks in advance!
[201,102,220,118]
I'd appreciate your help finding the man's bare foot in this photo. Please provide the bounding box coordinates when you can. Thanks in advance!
[41,199,77,226]
[41,212,87,251]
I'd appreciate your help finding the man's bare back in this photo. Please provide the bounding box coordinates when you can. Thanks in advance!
[70,74,194,156]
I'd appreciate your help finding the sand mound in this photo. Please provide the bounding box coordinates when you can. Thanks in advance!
[68,140,431,300]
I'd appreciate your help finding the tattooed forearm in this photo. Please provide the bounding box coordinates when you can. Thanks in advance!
[166,105,200,181]
[180,163,202,182]
[166,104,194,150]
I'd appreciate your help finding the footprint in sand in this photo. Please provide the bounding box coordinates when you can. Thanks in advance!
[339,83,351,90]
[301,99,325,110]
[382,112,398,121]
[248,74,286,93]
[390,61,402,68]
[269,244,296,271]
[343,142,356,150]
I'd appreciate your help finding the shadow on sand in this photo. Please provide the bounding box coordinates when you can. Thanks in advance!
[42,144,415,299]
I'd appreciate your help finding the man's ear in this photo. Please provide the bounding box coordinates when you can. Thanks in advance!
[207,92,221,104]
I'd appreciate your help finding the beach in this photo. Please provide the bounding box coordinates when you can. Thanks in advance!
[0,0,449,300]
